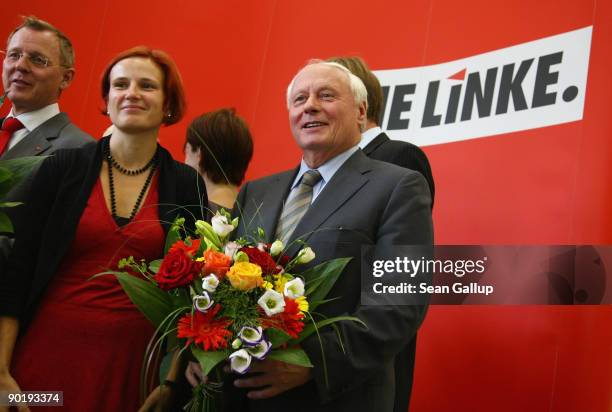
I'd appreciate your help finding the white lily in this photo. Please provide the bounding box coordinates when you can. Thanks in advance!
[211,213,234,237]
[257,289,285,316]
[229,349,252,374]
[247,339,271,360]
[296,247,315,264]
[224,241,240,259]
[202,274,219,293]
[283,278,305,299]
[270,240,284,256]
[238,326,263,346]
[193,292,214,312]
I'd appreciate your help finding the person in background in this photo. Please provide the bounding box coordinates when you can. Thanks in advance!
[184,107,253,214]
[0,15,93,272]
[329,55,435,412]
[0,46,206,412]
[327,56,435,207]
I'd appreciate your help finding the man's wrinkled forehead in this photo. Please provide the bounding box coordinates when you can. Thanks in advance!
[289,63,350,98]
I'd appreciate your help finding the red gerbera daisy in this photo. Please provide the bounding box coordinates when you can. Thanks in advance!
[177,304,232,351]
[169,238,201,257]
[260,297,304,339]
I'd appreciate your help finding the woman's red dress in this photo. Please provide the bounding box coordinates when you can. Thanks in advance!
[12,176,164,411]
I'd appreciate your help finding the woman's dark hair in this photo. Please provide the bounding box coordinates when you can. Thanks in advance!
[185,108,253,185]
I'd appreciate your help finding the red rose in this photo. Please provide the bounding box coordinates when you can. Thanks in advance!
[240,247,281,275]
[203,249,231,279]
[154,249,200,290]
[264,243,290,267]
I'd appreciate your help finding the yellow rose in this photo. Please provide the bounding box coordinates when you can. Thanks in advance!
[227,262,264,291]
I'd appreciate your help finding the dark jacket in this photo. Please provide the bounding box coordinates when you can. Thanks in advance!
[363,132,435,208]
[0,137,207,332]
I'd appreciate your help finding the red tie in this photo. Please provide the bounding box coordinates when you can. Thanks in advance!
[0,117,24,154]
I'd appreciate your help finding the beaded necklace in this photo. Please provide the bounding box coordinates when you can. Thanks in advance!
[104,140,158,226]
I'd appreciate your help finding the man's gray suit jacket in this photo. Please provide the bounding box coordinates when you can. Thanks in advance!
[0,112,93,270]
[227,149,433,412]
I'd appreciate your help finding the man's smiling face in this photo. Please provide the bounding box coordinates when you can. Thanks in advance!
[288,63,365,167]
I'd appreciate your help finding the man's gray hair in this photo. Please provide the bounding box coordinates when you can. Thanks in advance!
[286,60,368,110]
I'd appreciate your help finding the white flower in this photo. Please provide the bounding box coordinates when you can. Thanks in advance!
[247,339,271,360]
[296,247,315,264]
[232,338,242,349]
[257,289,285,316]
[193,292,214,312]
[224,241,240,259]
[270,240,283,257]
[229,349,252,374]
[238,326,263,346]
[211,213,234,237]
[202,274,219,293]
[283,278,305,299]
[257,242,267,252]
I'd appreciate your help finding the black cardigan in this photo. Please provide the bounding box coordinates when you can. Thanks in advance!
[0,137,207,331]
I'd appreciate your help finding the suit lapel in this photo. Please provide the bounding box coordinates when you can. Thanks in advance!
[361,133,389,156]
[289,150,372,246]
[239,169,296,243]
[0,113,69,160]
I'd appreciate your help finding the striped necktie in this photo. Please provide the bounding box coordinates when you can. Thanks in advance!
[275,169,322,245]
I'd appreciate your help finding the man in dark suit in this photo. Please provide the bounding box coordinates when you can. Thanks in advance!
[225,61,433,411]
[1,16,93,268]
[329,56,434,412]
[328,56,435,208]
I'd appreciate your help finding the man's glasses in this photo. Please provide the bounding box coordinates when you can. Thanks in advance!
[1,50,52,68]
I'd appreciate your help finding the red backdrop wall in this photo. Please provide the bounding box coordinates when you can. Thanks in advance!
[2,1,610,411]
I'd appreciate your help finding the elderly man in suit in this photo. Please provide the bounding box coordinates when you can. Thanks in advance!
[223,61,433,412]
[329,56,434,412]
[1,16,93,268]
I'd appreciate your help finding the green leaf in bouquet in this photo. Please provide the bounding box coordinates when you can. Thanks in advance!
[170,287,192,308]
[148,259,162,274]
[0,167,14,197]
[268,348,313,368]
[292,315,366,344]
[0,201,22,208]
[164,221,182,255]
[307,297,341,309]
[192,347,228,376]
[0,167,11,183]
[303,257,351,312]
[265,328,293,348]
[91,271,174,327]
[0,156,46,182]
[0,211,14,233]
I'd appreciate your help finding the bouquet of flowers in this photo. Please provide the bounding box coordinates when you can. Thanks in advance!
[97,209,362,411]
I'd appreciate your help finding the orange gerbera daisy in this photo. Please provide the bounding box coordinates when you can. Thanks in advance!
[177,304,232,351]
